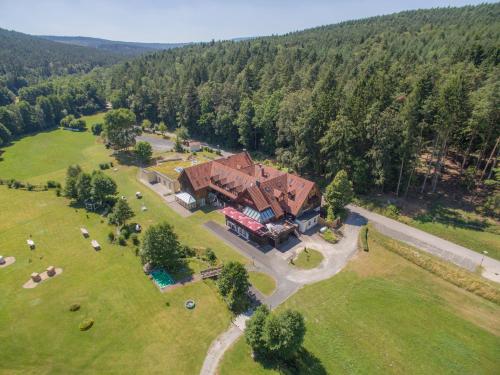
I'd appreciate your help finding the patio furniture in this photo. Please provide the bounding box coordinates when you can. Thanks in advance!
[31,272,41,282]
[80,228,89,237]
[91,240,101,250]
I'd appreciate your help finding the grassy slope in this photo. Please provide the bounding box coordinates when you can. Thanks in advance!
[220,230,500,375]
[249,271,276,296]
[0,121,245,374]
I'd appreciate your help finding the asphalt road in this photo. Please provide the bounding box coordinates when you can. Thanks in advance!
[136,135,174,152]
[347,204,500,283]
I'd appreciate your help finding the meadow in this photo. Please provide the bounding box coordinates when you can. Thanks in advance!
[219,229,500,375]
[0,119,246,374]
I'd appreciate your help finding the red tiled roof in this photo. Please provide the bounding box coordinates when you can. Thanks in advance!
[180,152,319,217]
[221,206,264,232]
[246,185,270,211]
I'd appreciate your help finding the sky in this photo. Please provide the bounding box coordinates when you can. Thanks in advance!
[0,0,496,43]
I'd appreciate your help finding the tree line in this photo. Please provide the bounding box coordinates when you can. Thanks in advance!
[104,4,499,201]
[0,72,107,146]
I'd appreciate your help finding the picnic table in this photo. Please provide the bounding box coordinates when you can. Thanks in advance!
[91,240,101,250]
[80,228,89,237]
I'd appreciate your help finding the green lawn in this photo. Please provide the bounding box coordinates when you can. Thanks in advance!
[292,248,324,269]
[0,119,246,373]
[355,196,500,261]
[249,271,276,296]
[220,230,500,375]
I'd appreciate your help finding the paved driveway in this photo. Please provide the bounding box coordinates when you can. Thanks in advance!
[136,135,174,152]
[200,213,364,375]
[348,204,500,283]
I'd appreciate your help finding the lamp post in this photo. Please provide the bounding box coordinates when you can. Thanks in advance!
[480,251,488,267]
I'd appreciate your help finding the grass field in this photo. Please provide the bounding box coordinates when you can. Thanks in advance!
[220,229,500,375]
[355,196,500,261]
[292,248,323,269]
[249,271,276,296]
[0,117,246,374]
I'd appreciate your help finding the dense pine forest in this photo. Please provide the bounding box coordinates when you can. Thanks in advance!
[0,4,499,209]
[105,5,499,197]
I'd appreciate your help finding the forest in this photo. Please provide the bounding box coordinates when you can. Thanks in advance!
[0,4,499,209]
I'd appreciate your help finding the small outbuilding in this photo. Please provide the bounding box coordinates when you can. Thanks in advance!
[175,192,197,210]
[187,141,202,152]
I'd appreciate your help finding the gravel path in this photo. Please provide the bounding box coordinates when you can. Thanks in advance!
[347,204,500,283]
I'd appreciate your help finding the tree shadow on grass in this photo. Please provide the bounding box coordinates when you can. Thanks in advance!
[256,348,327,375]
[114,150,142,167]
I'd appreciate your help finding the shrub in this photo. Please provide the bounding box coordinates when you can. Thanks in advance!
[131,233,139,245]
[55,188,61,197]
[181,245,195,257]
[322,228,338,243]
[359,225,369,251]
[107,231,115,243]
[69,303,80,312]
[79,318,94,331]
[46,180,60,188]
[203,248,217,265]
[120,226,131,239]
[91,123,103,135]
[26,183,34,191]
[118,235,127,246]
[99,163,110,170]
[384,204,400,219]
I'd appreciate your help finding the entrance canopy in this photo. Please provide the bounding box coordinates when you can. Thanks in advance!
[221,206,264,233]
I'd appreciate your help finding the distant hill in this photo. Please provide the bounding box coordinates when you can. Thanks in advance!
[38,35,189,56]
[0,28,123,91]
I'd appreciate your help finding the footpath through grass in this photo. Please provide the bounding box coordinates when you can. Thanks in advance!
[0,119,246,374]
[220,229,500,375]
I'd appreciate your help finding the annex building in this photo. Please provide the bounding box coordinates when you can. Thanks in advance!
[177,152,321,246]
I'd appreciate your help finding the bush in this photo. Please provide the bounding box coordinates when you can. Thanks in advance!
[55,188,62,197]
[120,226,131,239]
[131,233,139,245]
[181,245,196,257]
[118,235,127,246]
[99,162,110,170]
[203,248,217,265]
[359,225,369,251]
[69,303,81,312]
[107,231,115,243]
[46,180,60,188]
[384,204,400,219]
[26,183,34,191]
[79,318,94,331]
[321,228,338,243]
[91,123,103,135]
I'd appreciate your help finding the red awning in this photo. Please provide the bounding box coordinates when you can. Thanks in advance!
[221,206,264,233]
